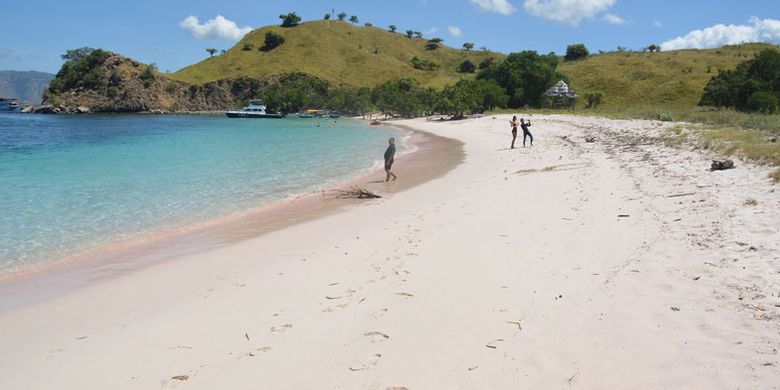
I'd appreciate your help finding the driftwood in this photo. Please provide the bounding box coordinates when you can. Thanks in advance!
[331,187,382,199]
[710,160,735,171]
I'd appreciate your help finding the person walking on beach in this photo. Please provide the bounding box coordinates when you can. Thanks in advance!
[521,118,534,147]
[384,137,397,182]
[509,116,519,149]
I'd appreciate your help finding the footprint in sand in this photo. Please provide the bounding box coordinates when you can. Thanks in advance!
[323,304,348,313]
[364,331,390,343]
[271,323,293,334]
[396,292,414,299]
[370,308,389,319]
[163,375,190,389]
[349,354,382,371]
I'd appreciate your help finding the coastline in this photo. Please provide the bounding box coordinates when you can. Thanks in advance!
[0,114,777,389]
[0,123,464,310]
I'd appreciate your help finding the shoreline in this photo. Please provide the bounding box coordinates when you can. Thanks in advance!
[0,123,464,310]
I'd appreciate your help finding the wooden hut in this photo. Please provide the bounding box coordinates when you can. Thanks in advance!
[544,80,578,109]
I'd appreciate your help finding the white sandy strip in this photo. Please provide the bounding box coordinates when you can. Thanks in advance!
[0,115,778,389]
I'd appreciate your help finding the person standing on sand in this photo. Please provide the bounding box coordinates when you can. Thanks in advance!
[510,116,519,149]
[521,118,534,147]
[384,137,397,182]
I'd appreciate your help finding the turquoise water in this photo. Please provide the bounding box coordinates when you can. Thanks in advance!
[0,113,402,273]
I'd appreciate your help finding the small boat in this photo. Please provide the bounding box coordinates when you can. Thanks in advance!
[298,109,328,118]
[0,97,21,112]
[225,100,285,118]
[329,112,342,119]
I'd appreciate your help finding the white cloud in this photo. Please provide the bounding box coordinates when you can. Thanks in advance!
[448,26,463,37]
[523,0,616,26]
[660,17,780,51]
[652,20,663,28]
[180,15,253,41]
[603,13,626,25]
[470,0,517,15]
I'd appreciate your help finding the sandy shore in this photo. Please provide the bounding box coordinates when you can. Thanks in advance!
[1,114,778,389]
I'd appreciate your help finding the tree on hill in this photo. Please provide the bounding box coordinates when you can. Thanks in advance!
[477,50,561,107]
[564,44,589,61]
[337,12,347,21]
[414,31,423,38]
[425,42,440,50]
[389,25,397,33]
[405,30,414,38]
[643,44,661,52]
[261,32,286,51]
[457,59,477,73]
[700,49,780,114]
[324,13,331,20]
[61,47,95,61]
[349,15,359,24]
[429,38,443,43]
[206,48,218,57]
[365,22,372,27]
[279,12,301,27]
[463,42,474,51]
[48,48,112,94]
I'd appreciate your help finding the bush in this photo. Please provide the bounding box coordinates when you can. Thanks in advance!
[425,42,439,51]
[746,91,778,114]
[585,91,603,108]
[261,32,285,51]
[242,43,254,51]
[565,44,589,62]
[478,58,494,69]
[477,50,560,108]
[659,112,674,121]
[701,49,780,112]
[140,64,156,88]
[457,60,476,73]
[411,56,439,71]
[48,48,112,93]
[279,12,301,27]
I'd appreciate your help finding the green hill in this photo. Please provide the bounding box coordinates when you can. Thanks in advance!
[172,20,500,88]
[558,43,778,111]
[0,70,54,104]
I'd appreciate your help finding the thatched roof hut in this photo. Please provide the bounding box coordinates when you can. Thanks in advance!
[544,80,578,99]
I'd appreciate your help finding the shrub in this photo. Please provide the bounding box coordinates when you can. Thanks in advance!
[164,81,177,93]
[659,112,674,121]
[585,91,603,108]
[324,13,331,20]
[337,12,347,21]
[261,32,285,51]
[746,91,778,114]
[463,42,474,51]
[349,15,359,24]
[242,43,254,51]
[478,58,494,69]
[279,12,301,27]
[457,60,476,73]
[411,56,439,71]
[565,44,589,61]
[425,42,439,51]
[405,30,414,38]
[700,49,780,112]
[139,64,156,88]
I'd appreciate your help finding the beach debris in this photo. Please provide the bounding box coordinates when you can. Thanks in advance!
[323,304,348,313]
[710,159,735,171]
[325,296,343,300]
[507,320,523,330]
[271,323,293,333]
[486,339,504,349]
[468,365,480,371]
[667,192,697,198]
[331,186,382,199]
[617,214,630,218]
[245,332,250,341]
[670,306,681,312]
[171,375,189,382]
[584,136,596,143]
[76,336,88,340]
[396,292,414,298]
[693,276,701,281]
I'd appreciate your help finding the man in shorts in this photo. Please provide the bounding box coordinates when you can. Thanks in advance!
[384,137,397,182]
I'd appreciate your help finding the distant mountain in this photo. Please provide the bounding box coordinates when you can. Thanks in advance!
[0,70,55,105]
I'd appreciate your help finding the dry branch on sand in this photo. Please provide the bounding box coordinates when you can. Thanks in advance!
[330,187,382,199]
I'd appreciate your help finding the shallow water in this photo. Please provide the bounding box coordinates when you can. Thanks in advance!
[0,113,401,273]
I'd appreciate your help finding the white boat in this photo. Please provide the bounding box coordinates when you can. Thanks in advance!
[0,97,21,112]
[225,100,284,119]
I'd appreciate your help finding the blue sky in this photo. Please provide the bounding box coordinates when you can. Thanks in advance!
[1,0,778,74]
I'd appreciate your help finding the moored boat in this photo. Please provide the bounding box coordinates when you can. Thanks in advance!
[0,97,21,112]
[225,100,284,119]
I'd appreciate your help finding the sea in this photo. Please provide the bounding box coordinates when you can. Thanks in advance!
[0,113,404,275]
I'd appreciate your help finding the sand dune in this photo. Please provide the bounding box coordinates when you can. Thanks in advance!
[0,114,778,389]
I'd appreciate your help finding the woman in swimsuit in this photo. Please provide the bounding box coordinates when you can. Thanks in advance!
[510,116,519,149]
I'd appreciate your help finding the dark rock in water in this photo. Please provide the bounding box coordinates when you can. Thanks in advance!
[710,159,735,171]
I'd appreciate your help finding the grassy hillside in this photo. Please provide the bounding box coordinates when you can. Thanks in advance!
[0,70,54,104]
[558,43,778,111]
[172,20,500,88]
